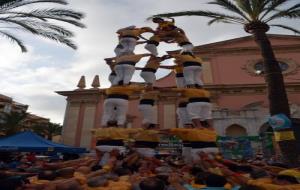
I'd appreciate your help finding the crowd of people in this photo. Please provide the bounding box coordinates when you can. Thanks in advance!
[101,17,212,130]
[1,145,300,190]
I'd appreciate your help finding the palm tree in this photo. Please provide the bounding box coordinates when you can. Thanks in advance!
[0,0,85,52]
[151,0,300,165]
[0,111,28,136]
[32,122,62,140]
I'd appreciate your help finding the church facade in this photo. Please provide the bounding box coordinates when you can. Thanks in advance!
[57,34,300,149]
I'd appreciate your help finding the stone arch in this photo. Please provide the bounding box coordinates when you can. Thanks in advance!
[225,124,247,137]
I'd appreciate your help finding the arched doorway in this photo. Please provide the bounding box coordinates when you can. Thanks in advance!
[225,124,247,137]
[221,124,251,159]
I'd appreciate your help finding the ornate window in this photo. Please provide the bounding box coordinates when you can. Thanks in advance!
[254,61,289,75]
[243,59,299,76]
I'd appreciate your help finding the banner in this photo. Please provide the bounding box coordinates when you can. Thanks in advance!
[268,114,292,131]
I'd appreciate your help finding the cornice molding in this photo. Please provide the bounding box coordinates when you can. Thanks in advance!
[193,44,300,56]
[56,88,104,97]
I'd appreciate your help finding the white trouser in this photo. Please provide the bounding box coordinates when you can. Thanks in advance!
[113,64,135,85]
[176,107,192,127]
[175,77,186,88]
[108,73,116,85]
[114,44,124,57]
[145,43,158,56]
[96,146,126,154]
[183,66,203,86]
[187,102,212,121]
[140,71,156,84]
[101,98,129,126]
[119,37,137,54]
[181,43,194,53]
[138,104,156,124]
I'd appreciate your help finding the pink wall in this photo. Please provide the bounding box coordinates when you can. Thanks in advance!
[216,94,267,110]
[209,51,300,85]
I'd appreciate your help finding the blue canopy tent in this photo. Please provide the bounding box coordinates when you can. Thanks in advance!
[0,131,86,154]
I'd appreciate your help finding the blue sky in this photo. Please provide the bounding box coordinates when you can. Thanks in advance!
[1,0,299,124]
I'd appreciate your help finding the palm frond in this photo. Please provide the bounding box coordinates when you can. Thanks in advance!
[270,24,300,34]
[151,10,246,24]
[260,0,292,20]
[40,15,85,28]
[1,9,85,27]
[0,11,48,21]
[0,18,40,34]
[0,18,77,49]
[235,0,253,17]
[0,0,83,52]
[0,30,27,52]
[34,8,84,20]
[208,0,250,21]
[44,24,74,37]
[9,8,85,20]
[264,4,300,22]
[36,31,77,49]
[208,17,235,25]
[0,0,18,7]
[0,0,67,11]
[251,0,269,20]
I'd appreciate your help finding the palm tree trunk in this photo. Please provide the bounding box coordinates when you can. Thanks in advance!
[253,31,299,166]
[252,31,290,117]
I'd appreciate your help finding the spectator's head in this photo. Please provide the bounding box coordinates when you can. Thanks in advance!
[76,166,91,175]
[91,165,102,171]
[156,174,170,186]
[103,173,119,181]
[190,165,203,176]
[250,169,269,179]
[38,170,57,180]
[237,165,253,173]
[205,174,227,187]
[114,167,132,176]
[139,177,165,190]
[194,172,210,185]
[87,176,108,187]
[57,179,83,190]
[56,167,75,179]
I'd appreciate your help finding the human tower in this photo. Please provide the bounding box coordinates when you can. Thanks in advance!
[101,17,213,131]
